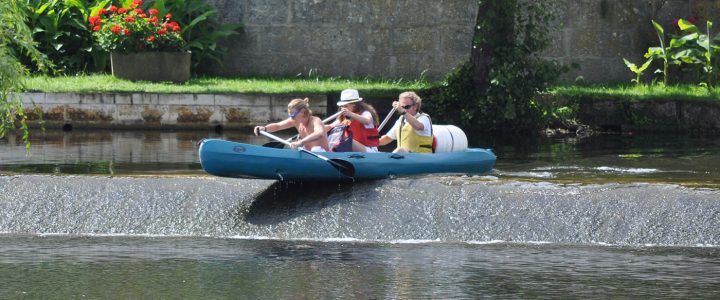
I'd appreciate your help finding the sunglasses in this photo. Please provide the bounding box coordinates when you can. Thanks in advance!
[288,109,301,119]
[401,104,414,110]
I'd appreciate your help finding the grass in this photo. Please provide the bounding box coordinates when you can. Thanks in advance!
[22,74,435,97]
[24,74,720,102]
[550,84,720,102]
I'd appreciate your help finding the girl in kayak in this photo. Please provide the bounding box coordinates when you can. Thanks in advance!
[330,89,381,152]
[253,98,330,152]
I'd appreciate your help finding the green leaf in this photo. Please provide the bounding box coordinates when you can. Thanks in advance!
[638,58,653,72]
[678,19,698,33]
[652,20,664,36]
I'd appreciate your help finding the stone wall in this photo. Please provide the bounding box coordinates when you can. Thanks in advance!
[21,93,328,130]
[207,0,478,81]
[205,0,720,83]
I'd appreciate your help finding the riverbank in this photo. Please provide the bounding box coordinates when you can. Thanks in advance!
[20,76,720,133]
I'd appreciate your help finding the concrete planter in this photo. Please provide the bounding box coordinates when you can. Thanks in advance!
[111,52,191,82]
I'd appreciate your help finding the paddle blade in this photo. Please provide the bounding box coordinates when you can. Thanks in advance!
[329,159,356,178]
[262,141,286,149]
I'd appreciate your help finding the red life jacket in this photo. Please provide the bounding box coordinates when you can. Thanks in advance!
[347,120,380,147]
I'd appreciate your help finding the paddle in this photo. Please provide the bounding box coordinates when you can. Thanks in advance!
[262,111,343,148]
[377,106,398,132]
[259,130,355,178]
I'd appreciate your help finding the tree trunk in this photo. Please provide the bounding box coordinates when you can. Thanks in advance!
[470,0,516,88]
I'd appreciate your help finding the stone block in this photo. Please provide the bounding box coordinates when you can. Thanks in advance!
[440,26,475,54]
[47,93,80,105]
[132,93,160,105]
[196,94,215,106]
[292,0,347,24]
[114,93,132,105]
[242,0,289,25]
[159,93,195,106]
[21,93,46,105]
[392,27,439,54]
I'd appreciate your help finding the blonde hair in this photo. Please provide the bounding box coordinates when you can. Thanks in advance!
[399,91,422,112]
[288,97,312,117]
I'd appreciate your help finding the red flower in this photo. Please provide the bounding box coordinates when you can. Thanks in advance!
[150,16,158,24]
[118,7,127,14]
[134,8,143,15]
[111,24,122,34]
[139,13,147,18]
[88,15,100,26]
[93,25,101,31]
[158,28,167,35]
[109,5,117,13]
[133,0,143,5]
[123,28,131,36]
[98,8,108,15]
[147,35,155,42]
[125,16,135,22]
[172,25,181,32]
[165,13,172,20]
[149,8,159,16]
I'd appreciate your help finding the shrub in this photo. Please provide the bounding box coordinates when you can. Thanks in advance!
[90,0,186,53]
[425,1,564,133]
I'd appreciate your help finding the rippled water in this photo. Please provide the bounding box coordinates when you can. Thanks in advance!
[1,130,719,298]
[2,130,719,185]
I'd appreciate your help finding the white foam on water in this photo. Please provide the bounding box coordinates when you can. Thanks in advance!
[496,171,555,178]
[4,233,718,249]
[594,166,659,174]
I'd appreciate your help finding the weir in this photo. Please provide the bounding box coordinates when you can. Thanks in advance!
[1,175,718,247]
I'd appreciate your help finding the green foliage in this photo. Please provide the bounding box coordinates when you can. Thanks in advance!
[425,1,564,133]
[145,0,242,72]
[90,2,186,53]
[24,74,432,95]
[1,0,49,149]
[639,18,720,88]
[17,0,240,75]
[623,58,653,85]
[21,0,109,73]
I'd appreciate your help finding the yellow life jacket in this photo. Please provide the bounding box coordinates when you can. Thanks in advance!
[397,113,433,153]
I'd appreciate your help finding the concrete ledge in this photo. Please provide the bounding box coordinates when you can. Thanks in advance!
[20,92,328,130]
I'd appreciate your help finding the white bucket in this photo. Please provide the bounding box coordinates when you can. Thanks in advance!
[432,125,468,153]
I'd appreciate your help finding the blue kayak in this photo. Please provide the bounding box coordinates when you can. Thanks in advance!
[198,139,496,180]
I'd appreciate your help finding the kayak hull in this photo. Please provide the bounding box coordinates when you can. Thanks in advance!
[198,139,496,180]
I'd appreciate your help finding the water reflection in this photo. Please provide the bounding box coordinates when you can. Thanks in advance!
[1,130,719,186]
[0,129,287,175]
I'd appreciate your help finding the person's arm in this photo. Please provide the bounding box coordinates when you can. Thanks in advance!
[254,118,294,135]
[402,112,424,131]
[379,135,394,146]
[342,108,372,125]
[378,121,398,146]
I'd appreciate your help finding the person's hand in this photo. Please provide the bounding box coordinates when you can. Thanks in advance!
[392,101,405,115]
[289,140,302,149]
[253,125,266,136]
[340,107,353,118]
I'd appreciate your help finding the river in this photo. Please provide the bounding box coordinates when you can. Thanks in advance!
[1,130,719,298]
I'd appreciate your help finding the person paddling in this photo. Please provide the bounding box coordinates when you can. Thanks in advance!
[254,98,330,152]
[378,91,433,153]
[330,89,381,152]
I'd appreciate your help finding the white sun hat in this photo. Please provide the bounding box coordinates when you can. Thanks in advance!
[336,89,363,106]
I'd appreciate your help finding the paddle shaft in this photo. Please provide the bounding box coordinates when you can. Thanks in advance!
[377,106,398,132]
